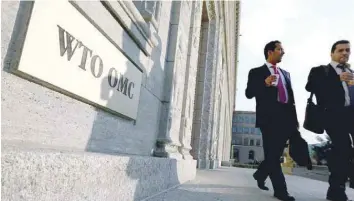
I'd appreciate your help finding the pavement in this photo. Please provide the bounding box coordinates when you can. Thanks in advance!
[145,167,354,201]
[292,166,329,183]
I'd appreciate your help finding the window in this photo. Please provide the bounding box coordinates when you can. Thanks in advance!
[256,139,261,146]
[245,116,249,124]
[243,138,249,146]
[250,139,254,146]
[252,117,256,124]
[256,128,262,135]
[235,138,242,145]
[241,116,245,123]
[250,128,255,134]
[232,127,237,133]
[244,127,249,134]
[249,150,255,160]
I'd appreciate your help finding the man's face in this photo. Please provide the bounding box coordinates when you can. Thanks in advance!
[269,43,285,63]
[331,43,350,64]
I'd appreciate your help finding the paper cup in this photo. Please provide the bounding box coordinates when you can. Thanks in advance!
[348,73,354,86]
[272,74,280,86]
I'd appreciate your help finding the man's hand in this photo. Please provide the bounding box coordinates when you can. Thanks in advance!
[265,75,278,87]
[340,72,354,82]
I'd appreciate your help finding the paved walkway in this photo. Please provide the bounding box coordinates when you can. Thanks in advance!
[146,167,354,201]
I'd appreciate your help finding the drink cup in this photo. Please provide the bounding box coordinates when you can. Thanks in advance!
[272,74,280,86]
[348,73,354,86]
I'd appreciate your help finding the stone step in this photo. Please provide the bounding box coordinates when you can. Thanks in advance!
[1,143,196,201]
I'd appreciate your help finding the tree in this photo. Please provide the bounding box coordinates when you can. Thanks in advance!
[312,137,332,165]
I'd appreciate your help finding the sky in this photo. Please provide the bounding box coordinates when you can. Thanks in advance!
[235,0,354,144]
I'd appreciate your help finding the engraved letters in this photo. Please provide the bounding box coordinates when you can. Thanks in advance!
[57,25,135,99]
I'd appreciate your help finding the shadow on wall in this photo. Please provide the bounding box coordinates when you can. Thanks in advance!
[85,2,181,200]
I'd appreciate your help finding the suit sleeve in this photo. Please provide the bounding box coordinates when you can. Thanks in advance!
[245,69,255,99]
[245,69,267,99]
[305,68,316,93]
[288,72,299,128]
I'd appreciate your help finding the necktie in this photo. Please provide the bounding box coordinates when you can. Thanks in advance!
[338,64,354,106]
[273,66,287,103]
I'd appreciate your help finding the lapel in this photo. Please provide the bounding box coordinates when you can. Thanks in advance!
[325,64,346,97]
[261,64,271,77]
[327,64,338,77]
[326,64,343,83]
[279,68,291,88]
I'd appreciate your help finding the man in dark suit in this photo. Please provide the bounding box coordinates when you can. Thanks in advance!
[305,40,353,201]
[246,41,298,201]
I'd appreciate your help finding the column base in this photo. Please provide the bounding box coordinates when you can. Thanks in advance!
[153,141,183,159]
[197,158,210,169]
[209,159,219,169]
[221,160,232,167]
[178,146,193,160]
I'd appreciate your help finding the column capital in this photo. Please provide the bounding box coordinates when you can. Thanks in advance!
[132,1,161,30]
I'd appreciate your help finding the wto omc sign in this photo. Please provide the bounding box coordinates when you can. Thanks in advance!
[13,1,143,120]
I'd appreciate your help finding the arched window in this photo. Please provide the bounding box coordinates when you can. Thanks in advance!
[249,150,255,160]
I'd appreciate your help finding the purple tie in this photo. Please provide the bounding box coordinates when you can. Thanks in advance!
[273,66,287,103]
[349,85,354,106]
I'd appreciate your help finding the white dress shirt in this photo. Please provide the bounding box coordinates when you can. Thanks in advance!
[330,61,351,106]
[265,62,289,103]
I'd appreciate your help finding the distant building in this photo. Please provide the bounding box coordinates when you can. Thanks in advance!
[231,111,264,164]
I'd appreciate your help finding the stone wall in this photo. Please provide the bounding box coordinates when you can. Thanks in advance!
[1,0,239,200]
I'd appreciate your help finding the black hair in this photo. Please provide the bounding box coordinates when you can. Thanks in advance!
[331,40,350,53]
[264,40,281,60]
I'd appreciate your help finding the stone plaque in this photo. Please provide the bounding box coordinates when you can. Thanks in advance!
[14,0,142,120]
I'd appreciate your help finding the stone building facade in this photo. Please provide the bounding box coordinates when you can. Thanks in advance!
[1,1,240,200]
[231,111,264,164]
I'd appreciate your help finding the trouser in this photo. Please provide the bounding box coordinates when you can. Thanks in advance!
[349,107,354,187]
[325,107,352,191]
[254,120,296,194]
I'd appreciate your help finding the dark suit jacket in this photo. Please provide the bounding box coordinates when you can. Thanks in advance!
[245,64,298,128]
[305,64,347,110]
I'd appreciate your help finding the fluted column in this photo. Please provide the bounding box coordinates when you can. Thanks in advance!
[178,1,203,160]
[154,1,192,159]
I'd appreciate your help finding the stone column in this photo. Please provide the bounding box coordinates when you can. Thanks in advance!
[197,1,220,169]
[153,1,192,159]
[209,23,224,169]
[178,1,203,160]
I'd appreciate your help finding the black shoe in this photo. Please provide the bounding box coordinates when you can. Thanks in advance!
[274,193,295,201]
[306,163,313,170]
[252,173,269,191]
[326,187,351,201]
[326,195,352,201]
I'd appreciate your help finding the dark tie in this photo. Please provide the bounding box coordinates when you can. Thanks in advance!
[337,64,346,72]
[338,64,354,106]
